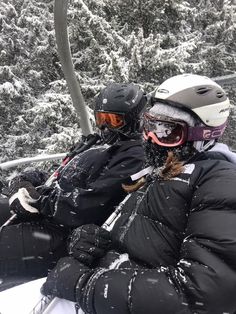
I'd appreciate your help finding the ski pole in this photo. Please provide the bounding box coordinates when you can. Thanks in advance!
[102,193,131,231]
[29,295,56,314]
[29,193,132,314]
[0,213,17,232]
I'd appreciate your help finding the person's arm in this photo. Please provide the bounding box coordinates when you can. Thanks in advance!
[39,143,145,227]
[79,201,236,314]
[42,200,236,314]
[9,169,49,187]
[40,255,191,314]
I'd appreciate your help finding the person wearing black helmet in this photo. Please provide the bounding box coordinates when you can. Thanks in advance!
[94,82,147,144]
[42,74,236,314]
[0,82,147,285]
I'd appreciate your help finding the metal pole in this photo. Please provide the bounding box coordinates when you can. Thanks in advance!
[54,0,93,136]
[0,153,66,170]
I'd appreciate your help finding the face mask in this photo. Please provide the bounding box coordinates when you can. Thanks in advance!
[144,139,196,168]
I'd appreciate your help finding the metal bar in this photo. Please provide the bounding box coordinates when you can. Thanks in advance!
[54,0,93,136]
[0,154,66,170]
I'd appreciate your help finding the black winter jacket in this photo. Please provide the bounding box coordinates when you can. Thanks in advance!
[38,139,145,227]
[79,149,236,314]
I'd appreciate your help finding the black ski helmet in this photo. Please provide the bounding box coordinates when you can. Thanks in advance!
[94,83,147,143]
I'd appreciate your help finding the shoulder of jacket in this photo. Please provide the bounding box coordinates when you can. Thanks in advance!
[117,139,142,147]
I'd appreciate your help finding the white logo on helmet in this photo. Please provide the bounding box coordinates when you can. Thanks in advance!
[157,88,169,94]
[132,91,140,103]
[219,107,229,113]
[103,99,108,104]
[203,129,223,139]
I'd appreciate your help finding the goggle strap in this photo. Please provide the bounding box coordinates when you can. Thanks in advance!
[187,122,227,141]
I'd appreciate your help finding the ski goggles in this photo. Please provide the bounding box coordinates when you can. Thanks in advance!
[143,113,189,147]
[143,113,227,147]
[95,112,126,129]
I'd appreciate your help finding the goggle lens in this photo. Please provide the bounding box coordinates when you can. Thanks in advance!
[143,114,187,147]
[95,112,125,129]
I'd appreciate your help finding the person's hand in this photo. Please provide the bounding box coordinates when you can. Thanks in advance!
[68,224,112,266]
[9,180,40,217]
[41,256,92,302]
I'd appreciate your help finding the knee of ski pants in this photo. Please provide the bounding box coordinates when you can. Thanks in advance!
[0,220,68,277]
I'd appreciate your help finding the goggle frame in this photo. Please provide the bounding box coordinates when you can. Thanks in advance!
[143,113,188,147]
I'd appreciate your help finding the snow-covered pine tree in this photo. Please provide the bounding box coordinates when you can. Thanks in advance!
[0,0,59,163]
[1,0,236,179]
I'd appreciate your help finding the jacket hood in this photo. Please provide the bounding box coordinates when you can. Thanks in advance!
[209,142,236,165]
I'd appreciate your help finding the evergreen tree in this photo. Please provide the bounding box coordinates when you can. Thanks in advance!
[1,0,236,176]
[0,0,64,164]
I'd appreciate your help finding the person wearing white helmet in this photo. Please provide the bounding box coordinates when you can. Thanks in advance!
[143,73,231,166]
[42,74,236,314]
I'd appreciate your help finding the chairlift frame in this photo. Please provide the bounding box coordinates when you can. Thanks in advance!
[0,1,235,171]
[0,0,93,171]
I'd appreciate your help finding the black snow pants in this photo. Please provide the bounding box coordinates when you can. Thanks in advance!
[0,217,68,291]
[0,197,11,226]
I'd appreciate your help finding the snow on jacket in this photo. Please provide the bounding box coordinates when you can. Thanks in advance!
[79,146,236,314]
[37,139,145,227]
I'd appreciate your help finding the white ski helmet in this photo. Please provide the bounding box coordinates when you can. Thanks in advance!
[152,74,230,128]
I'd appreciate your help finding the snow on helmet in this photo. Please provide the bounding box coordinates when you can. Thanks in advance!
[94,83,147,143]
[152,74,230,127]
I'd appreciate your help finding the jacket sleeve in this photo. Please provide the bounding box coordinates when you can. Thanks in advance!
[38,143,144,227]
[80,207,236,314]
[81,266,191,314]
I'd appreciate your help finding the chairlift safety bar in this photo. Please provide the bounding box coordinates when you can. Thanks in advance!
[0,153,66,170]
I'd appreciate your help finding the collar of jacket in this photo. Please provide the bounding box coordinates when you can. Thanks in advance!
[113,139,143,149]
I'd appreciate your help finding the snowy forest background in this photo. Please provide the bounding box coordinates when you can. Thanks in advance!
[0,0,236,183]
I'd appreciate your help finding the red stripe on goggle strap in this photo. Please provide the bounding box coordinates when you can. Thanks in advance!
[95,112,125,128]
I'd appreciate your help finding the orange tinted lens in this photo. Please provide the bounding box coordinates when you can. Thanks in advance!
[109,113,124,127]
[96,112,124,128]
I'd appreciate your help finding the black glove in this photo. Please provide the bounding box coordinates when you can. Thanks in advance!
[41,256,93,302]
[9,180,40,217]
[9,169,48,187]
[68,224,112,266]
